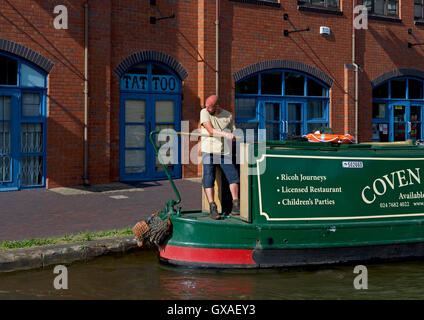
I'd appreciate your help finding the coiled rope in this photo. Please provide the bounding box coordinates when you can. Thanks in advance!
[133,210,172,249]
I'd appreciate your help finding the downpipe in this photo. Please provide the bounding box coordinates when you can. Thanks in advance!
[215,0,219,96]
[352,0,359,143]
[83,1,90,186]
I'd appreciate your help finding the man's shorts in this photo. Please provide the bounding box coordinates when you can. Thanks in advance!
[202,152,240,188]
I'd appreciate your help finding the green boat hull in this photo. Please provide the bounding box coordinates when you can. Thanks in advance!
[158,141,424,268]
[158,213,424,268]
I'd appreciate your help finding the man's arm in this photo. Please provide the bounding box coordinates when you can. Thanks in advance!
[202,121,234,139]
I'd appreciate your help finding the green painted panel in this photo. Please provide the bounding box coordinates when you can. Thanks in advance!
[249,142,424,223]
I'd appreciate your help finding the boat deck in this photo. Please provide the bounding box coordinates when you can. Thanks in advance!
[177,211,249,225]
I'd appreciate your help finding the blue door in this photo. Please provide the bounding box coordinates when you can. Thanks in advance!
[258,100,310,140]
[120,93,181,181]
[0,91,19,190]
[409,104,423,141]
[390,102,408,142]
[389,102,424,142]
[286,100,304,138]
[150,94,181,180]
[258,100,285,141]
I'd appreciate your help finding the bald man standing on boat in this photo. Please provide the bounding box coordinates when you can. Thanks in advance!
[200,95,240,220]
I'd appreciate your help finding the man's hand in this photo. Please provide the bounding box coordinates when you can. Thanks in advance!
[223,132,235,140]
[214,129,234,140]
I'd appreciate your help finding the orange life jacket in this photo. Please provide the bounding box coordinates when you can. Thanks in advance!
[305,133,355,144]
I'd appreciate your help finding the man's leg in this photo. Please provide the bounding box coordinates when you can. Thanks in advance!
[220,155,240,215]
[229,183,239,200]
[220,155,240,200]
[202,153,220,219]
[205,187,214,203]
[202,153,216,203]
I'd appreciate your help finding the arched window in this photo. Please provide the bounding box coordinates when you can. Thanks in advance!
[119,62,182,181]
[372,77,423,142]
[235,70,329,141]
[0,53,47,191]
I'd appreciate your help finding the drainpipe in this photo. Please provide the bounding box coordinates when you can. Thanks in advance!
[354,63,358,142]
[352,0,359,142]
[215,0,219,96]
[83,1,90,186]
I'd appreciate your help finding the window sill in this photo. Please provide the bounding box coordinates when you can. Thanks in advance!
[415,19,424,26]
[368,14,401,23]
[297,3,342,15]
[229,0,280,7]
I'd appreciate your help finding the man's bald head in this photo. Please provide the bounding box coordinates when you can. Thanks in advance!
[205,95,218,107]
[205,95,219,115]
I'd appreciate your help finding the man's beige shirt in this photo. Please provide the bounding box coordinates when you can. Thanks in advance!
[200,108,235,154]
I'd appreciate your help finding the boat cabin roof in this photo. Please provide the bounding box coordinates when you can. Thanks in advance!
[263,140,423,150]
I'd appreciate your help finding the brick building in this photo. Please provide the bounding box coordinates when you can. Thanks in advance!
[0,0,423,191]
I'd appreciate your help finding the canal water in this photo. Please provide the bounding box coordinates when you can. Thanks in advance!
[0,249,423,299]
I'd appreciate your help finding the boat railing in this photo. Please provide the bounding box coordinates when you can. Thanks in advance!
[149,130,182,215]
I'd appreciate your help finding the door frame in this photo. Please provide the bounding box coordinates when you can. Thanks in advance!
[120,93,149,181]
[388,101,424,141]
[119,93,182,182]
[149,93,182,181]
[0,89,20,191]
[408,102,424,141]
[258,99,285,141]
[285,99,307,139]
[389,101,408,142]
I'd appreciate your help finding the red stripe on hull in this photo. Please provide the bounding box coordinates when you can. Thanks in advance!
[160,244,255,265]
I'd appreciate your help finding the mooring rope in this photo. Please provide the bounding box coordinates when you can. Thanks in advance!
[133,210,172,249]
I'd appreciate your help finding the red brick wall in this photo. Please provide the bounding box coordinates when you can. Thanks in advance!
[221,0,354,135]
[110,0,203,180]
[1,0,423,188]
[356,2,424,141]
[0,0,87,188]
[87,0,112,185]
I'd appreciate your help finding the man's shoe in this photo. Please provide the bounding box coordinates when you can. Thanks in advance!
[231,199,240,216]
[209,202,221,220]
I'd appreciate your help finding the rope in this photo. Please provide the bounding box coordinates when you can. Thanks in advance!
[133,210,172,249]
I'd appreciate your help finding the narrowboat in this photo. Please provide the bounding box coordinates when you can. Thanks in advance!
[137,132,424,268]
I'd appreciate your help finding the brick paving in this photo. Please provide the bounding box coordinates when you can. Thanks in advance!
[0,179,202,242]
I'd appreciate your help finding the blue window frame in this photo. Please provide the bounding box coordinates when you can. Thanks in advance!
[235,70,329,141]
[0,52,47,191]
[120,62,182,182]
[372,77,424,142]
[364,0,399,17]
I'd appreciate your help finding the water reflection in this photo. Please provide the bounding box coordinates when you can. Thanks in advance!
[158,269,255,299]
[0,249,424,299]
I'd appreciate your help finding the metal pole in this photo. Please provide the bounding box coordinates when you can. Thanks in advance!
[352,0,359,142]
[215,0,219,96]
[83,1,90,185]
